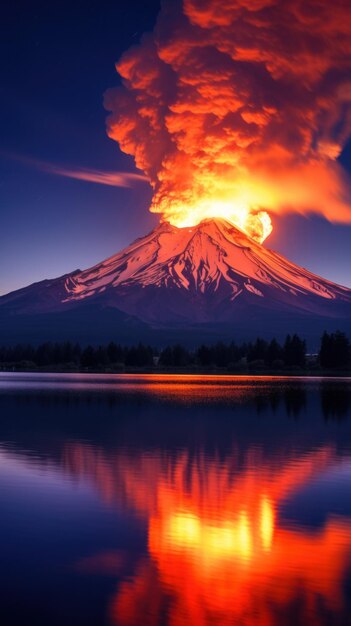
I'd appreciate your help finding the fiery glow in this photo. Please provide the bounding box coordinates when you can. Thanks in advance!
[161,195,273,243]
[105,0,351,242]
[161,496,274,562]
[65,440,351,625]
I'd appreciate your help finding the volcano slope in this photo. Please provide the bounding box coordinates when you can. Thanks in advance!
[1,218,351,345]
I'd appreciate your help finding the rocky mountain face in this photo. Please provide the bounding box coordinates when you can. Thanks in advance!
[1,218,351,345]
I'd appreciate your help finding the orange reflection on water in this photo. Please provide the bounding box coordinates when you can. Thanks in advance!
[65,444,351,625]
[57,374,312,402]
[111,374,309,403]
[159,493,274,563]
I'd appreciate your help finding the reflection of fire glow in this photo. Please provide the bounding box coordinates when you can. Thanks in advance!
[151,497,274,566]
[65,442,351,625]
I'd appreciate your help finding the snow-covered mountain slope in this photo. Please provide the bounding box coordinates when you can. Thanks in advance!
[59,218,351,322]
[1,218,351,341]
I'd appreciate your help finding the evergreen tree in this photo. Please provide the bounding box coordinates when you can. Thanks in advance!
[267,338,283,365]
[196,345,213,367]
[125,343,153,366]
[248,338,268,363]
[81,345,96,368]
[172,344,190,367]
[159,346,174,366]
[319,331,350,369]
[212,342,227,367]
[107,342,124,363]
[284,334,306,368]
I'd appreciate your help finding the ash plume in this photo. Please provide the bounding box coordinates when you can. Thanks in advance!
[105,0,351,242]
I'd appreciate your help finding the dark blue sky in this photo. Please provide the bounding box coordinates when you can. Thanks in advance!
[1,0,351,295]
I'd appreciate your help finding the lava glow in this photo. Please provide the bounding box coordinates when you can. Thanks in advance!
[161,195,273,244]
[105,0,351,243]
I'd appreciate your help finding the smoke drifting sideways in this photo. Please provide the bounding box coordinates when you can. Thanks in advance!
[104,0,351,243]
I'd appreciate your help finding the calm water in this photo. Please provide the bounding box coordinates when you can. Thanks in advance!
[1,373,351,626]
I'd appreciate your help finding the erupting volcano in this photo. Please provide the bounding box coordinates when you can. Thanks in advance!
[2,0,351,344]
[1,217,351,344]
[104,0,351,243]
[63,218,351,323]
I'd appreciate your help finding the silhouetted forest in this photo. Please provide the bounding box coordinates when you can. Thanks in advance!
[0,331,350,372]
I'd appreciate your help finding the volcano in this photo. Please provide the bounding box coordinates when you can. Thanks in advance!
[1,218,351,345]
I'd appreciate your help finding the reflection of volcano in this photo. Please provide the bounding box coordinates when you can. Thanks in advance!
[2,219,351,343]
[65,443,351,626]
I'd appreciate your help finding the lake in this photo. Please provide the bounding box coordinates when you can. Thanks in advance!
[1,373,351,626]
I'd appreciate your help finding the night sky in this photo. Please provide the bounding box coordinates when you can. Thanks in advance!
[1,0,351,296]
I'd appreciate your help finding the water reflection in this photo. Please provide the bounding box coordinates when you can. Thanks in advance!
[6,377,351,422]
[64,443,351,626]
[1,374,351,626]
[321,383,351,421]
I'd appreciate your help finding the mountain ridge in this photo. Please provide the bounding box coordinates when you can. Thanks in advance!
[62,217,351,321]
[1,218,351,344]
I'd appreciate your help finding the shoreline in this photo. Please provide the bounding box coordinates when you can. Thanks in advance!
[1,366,351,378]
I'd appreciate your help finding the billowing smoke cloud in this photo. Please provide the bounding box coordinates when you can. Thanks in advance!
[105,0,351,242]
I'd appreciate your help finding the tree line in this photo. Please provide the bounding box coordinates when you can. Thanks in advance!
[0,331,350,371]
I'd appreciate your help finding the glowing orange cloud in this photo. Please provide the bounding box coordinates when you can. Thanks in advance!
[105,0,351,242]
